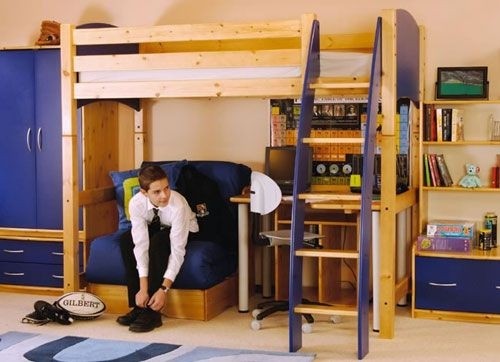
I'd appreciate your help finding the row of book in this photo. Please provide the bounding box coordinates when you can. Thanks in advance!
[423,153,453,187]
[423,105,464,142]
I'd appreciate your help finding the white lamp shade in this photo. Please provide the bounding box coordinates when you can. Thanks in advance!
[250,171,282,215]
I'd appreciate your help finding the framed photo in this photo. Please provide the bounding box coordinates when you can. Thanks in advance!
[436,66,488,99]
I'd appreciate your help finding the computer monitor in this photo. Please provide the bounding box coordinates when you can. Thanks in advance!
[264,146,312,195]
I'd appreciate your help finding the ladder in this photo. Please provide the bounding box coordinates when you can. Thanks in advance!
[288,17,382,360]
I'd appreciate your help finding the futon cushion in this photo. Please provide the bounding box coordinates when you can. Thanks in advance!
[85,231,236,289]
[109,160,187,229]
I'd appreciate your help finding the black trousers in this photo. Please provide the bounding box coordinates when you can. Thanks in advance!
[120,227,171,308]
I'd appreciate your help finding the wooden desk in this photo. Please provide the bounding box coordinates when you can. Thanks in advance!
[230,193,383,314]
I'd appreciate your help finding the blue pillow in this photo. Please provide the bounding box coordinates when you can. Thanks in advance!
[109,160,187,229]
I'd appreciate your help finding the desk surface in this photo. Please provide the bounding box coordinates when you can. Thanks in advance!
[230,192,381,211]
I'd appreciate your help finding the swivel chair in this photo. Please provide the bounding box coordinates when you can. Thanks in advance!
[248,172,322,333]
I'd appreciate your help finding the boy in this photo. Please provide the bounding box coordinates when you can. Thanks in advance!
[117,165,198,332]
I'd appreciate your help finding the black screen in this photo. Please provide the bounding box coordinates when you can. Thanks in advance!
[265,146,311,194]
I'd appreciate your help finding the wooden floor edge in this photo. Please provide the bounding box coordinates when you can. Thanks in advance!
[413,308,500,324]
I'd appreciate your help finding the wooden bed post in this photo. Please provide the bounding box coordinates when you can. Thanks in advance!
[379,9,398,339]
[300,14,316,89]
[60,23,80,292]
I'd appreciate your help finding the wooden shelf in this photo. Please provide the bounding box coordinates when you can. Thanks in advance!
[415,247,500,260]
[421,186,500,192]
[423,140,500,146]
[424,99,500,105]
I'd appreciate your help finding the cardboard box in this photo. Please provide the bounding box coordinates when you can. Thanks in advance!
[417,235,472,252]
[426,220,475,238]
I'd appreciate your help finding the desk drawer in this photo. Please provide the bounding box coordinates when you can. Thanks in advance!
[0,240,82,264]
[415,256,500,314]
[0,261,83,288]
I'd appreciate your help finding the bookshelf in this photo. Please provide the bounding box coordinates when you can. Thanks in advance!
[414,99,500,323]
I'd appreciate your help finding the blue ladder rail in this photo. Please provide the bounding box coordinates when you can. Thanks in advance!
[288,17,382,360]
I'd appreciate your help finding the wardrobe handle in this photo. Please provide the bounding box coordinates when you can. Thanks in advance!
[4,272,25,276]
[51,252,63,256]
[52,275,64,279]
[37,127,42,151]
[26,128,32,152]
[3,249,24,254]
[428,282,457,287]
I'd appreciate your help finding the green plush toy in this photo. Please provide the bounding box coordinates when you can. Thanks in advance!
[458,163,482,188]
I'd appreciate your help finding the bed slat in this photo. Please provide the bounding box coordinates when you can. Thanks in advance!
[74,49,301,72]
[74,78,302,99]
[73,19,303,45]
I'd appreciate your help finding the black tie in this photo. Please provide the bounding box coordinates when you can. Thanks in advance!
[151,208,161,232]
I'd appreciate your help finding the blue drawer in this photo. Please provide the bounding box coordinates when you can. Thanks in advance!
[0,262,82,288]
[415,256,500,314]
[0,240,83,264]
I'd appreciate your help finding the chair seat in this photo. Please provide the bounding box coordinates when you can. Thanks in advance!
[258,229,323,246]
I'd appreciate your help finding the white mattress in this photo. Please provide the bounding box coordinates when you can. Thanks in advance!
[78,51,372,83]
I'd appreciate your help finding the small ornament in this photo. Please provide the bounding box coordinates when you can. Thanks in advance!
[458,163,482,188]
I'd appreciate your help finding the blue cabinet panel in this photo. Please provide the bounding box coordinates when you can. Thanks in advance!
[0,51,37,228]
[34,50,62,229]
[0,239,83,265]
[415,256,500,314]
[0,262,83,288]
[0,49,61,229]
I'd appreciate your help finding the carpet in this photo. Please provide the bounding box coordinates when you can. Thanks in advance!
[0,331,315,361]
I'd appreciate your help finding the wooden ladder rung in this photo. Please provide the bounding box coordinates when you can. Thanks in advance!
[310,82,370,90]
[296,248,359,259]
[298,192,362,202]
[302,137,364,144]
[295,303,358,316]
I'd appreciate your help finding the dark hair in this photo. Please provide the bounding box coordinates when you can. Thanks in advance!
[138,165,168,191]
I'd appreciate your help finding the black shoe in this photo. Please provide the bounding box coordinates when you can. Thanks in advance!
[116,307,145,326]
[34,300,73,325]
[129,309,162,333]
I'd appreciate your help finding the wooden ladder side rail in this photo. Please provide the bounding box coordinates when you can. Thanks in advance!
[354,15,382,360]
[288,18,321,354]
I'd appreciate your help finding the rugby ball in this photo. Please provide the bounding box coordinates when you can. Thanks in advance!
[55,292,106,320]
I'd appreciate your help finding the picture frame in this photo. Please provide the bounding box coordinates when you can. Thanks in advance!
[436,66,489,99]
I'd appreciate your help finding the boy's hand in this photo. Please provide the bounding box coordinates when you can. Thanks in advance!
[148,290,166,311]
[135,290,150,308]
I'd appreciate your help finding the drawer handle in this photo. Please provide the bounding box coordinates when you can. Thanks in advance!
[429,282,457,287]
[51,252,64,256]
[3,249,24,254]
[4,272,25,276]
[496,286,500,290]
[52,275,64,279]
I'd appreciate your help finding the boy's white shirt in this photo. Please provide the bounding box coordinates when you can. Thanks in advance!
[129,190,198,282]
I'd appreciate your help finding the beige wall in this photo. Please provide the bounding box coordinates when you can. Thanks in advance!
[1,0,499,171]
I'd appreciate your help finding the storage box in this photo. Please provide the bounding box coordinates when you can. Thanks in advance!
[417,235,472,252]
[426,220,475,238]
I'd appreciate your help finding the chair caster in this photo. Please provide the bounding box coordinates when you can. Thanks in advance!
[250,319,262,330]
[330,315,342,324]
[302,322,313,334]
[251,309,262,319]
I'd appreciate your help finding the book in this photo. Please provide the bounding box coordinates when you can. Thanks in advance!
[491,166,499,188]
[435,108,443,142]
[451,108,464,142]
[416,235,472,252]
[427,104,437,141]
[423,154,431,186]
[435,153,453,186]
[428,153,441,186]
[426,220,475,238]
[441,108,452,141]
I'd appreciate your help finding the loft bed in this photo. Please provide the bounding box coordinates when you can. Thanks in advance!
[59,9,421,337]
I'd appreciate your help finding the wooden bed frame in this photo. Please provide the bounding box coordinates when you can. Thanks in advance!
[59,10,422,335]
